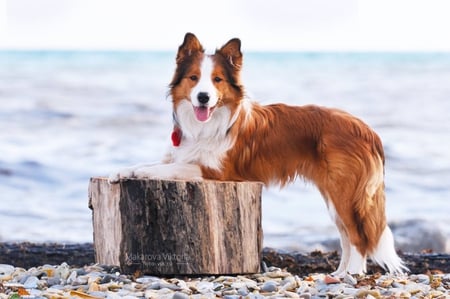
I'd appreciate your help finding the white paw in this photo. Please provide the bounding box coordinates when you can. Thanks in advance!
[133,167,161,180]
[331,269,346,278]
[132,165,202,180]
[108,167,136,184]
[108,163,203,183]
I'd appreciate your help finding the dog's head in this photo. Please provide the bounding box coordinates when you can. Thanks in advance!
[169,33,244,123]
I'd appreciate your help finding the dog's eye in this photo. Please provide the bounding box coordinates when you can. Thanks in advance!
[214,77,223,83]
[189,75,198,81]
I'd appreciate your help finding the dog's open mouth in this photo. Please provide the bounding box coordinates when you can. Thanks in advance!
[194,105,215,122]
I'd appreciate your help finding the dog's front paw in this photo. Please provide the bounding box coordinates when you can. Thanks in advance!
[108,167,136,184]
[108,163,202,183]
[132,167,160,180]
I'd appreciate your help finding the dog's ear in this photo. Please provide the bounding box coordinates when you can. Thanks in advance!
[217,38,242,69]
[176,33,204,63]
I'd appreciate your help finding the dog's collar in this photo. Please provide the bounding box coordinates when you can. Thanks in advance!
[171,112,182,147]
[171,126,182,147]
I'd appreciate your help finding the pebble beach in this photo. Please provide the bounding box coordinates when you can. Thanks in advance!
[1,262,450,299]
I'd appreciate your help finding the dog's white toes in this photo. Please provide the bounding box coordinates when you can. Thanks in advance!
[331,269,346,278]
[133,167,158,180]
[108,168,135,184]
[108,173,121,184]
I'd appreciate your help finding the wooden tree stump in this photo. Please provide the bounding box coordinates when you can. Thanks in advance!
[88,177,263,275]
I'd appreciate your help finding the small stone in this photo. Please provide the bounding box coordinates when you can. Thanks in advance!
[172,291,189,299]
[223,295,240,299]
[342,287,358,296]
[356,289,381,298]
[66,270,78,284]
[378,278,394,288]
[12,267,27,282]
[27,288,43,297]
[136,276,160,284]
[46,277,61,287]
[40,265,56,277]
[45,284,65,291]
[54,263,70,280]
[431,290,445,297]
[326,283,346,295]
[415,274,430,284]
[222,288,238,295]
[212,282,224,292]
[173,279,189,291]
[159,279,180,291]
[43,287,65,296]
[283,290,300,298]
[281,276,297,291]
[89,291,108,298]
[237,276,258,290]
[342,274,357,285]
[405,282,430,295]
[196,281,214,293]
[261,280,278,292]
[392,281,405,288]
[23,276,40,289]
[237,286,249,296]
[265,270,290,278]
[147,281,162,290]
[19,274,31,284]
[71,268,83,276]
[230,281,245,289]
[89,282,100,292]
[0,264,15,280]
[298,293,311,299]
[324,275,341,284]
[296,281,310,294]
[75,275,89,285]
[100,274,117,284]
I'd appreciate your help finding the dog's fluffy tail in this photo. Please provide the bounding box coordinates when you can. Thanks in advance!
[365,183,407,274]
[353,155,408,274]
[370,225,408,274]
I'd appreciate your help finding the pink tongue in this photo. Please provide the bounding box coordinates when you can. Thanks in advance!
[194,106,210,122]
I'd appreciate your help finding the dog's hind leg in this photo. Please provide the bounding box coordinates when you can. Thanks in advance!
[332,222,351,277]
[325,198,365,277]
[317,154,383,275]
[323,191,370,275]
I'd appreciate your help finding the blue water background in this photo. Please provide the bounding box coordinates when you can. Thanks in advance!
[0,51,449,251]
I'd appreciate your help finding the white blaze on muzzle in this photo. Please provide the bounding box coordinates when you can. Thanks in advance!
[191,55,218,122]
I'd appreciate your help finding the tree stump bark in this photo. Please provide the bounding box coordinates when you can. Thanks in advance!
[88,177,263,276]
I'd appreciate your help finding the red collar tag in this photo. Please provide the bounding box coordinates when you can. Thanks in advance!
[171,127,182,147]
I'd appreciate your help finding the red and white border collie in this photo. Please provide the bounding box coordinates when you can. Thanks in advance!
[110,33,407,276]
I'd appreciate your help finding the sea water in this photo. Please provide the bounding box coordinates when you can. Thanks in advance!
[0,51,449,251]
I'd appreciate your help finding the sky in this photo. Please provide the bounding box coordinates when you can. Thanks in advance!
[1,0,450,51]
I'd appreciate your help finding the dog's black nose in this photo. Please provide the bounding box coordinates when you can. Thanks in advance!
[197,92,210,104]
